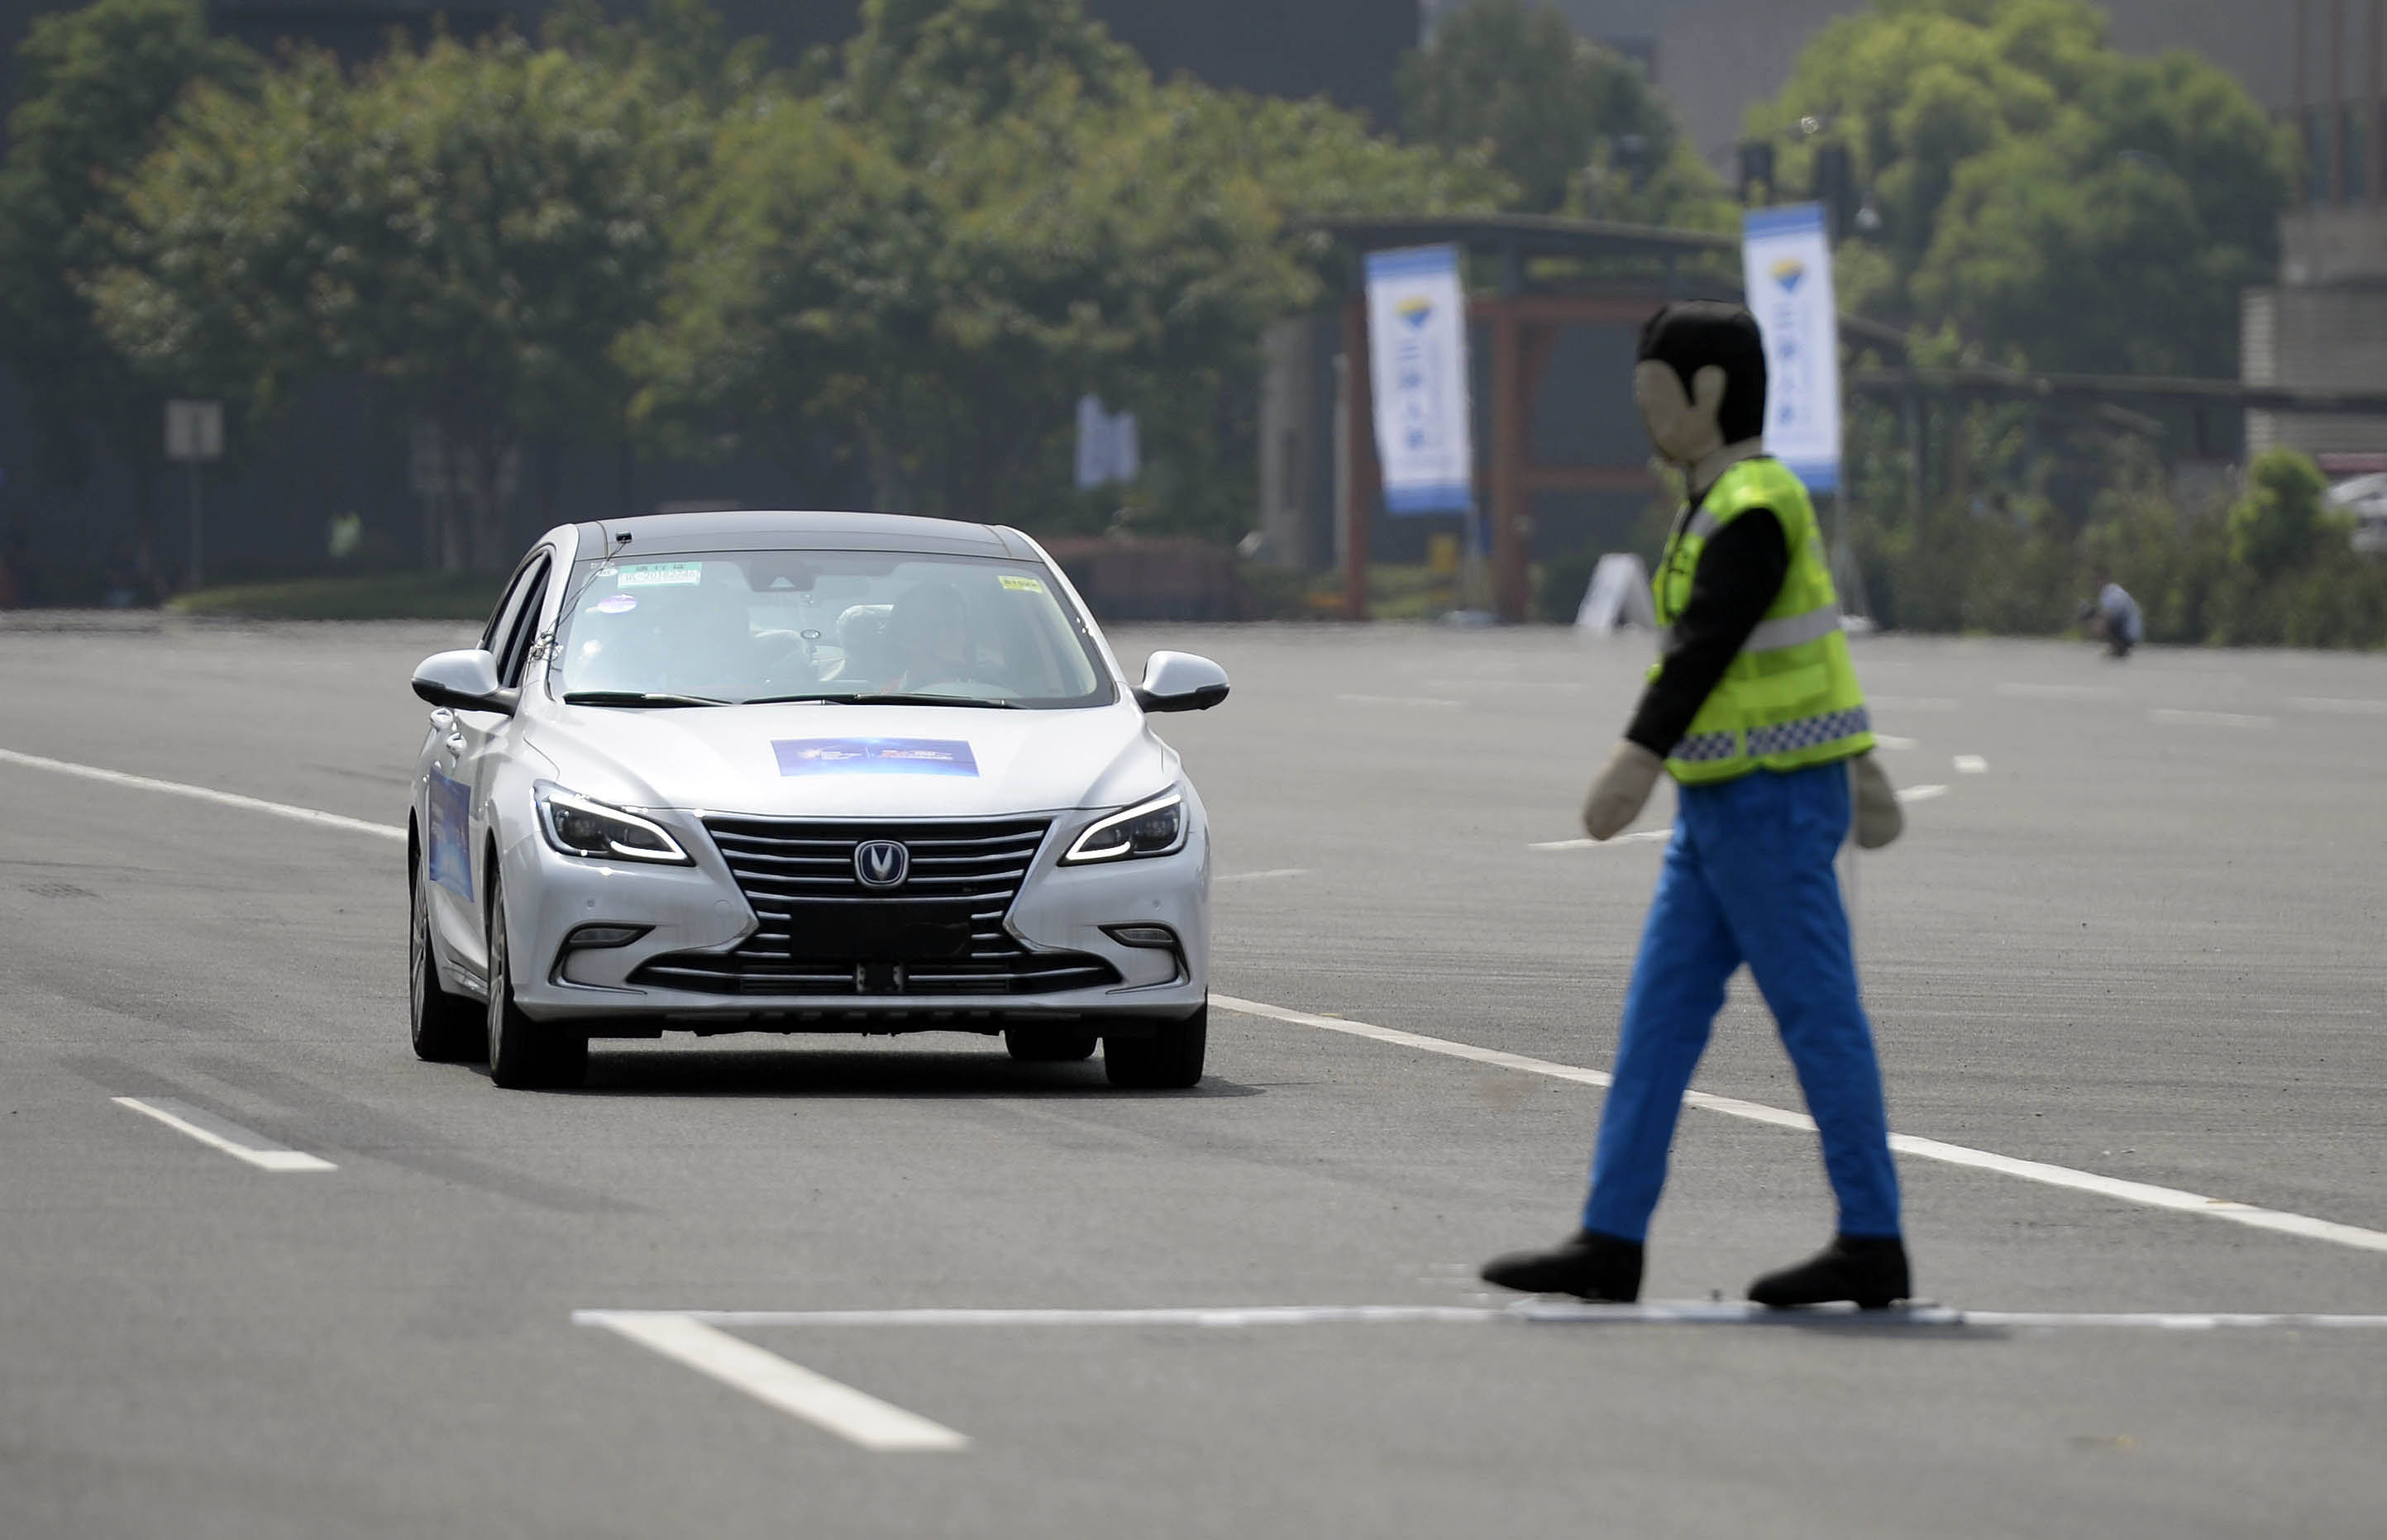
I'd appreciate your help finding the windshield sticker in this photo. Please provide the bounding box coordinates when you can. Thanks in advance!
[426,768,473,900]
[593,593,637,614]
[617,562,701,588]
[999,575,1047,594]
[774,738,980,778]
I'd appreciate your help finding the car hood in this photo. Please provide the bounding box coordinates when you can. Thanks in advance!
[524,698,1177,819]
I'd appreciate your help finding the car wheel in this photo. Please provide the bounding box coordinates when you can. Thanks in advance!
[1005,1023,1099,1062]
[485,869,588,1091]
[1101,1004,1206,1089]
[410,861,486,1062]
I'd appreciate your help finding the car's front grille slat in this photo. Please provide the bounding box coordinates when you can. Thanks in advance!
[628,814,1120,998]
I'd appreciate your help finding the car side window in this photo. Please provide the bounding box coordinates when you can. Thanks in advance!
[494,558,551,689]
[480,558,543,656]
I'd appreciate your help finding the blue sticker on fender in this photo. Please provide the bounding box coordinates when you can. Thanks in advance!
[773,738,979,777]
[427,768,473,899]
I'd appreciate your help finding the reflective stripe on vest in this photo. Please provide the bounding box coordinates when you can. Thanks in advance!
[1650,457,1872,784]
[1657,601,1841,656]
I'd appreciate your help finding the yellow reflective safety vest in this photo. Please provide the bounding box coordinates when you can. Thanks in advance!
[1649,455,1873,785]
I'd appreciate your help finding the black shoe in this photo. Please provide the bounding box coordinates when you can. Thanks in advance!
[1480,1229,1644,1302]
[1748,1234,1911,1309]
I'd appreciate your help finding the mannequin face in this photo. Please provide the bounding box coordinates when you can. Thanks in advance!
[1633,359,1729,465]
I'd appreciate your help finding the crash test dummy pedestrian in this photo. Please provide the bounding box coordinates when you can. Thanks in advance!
[1482,301,1913,1309]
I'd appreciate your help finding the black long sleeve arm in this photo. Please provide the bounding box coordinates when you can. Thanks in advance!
[1624,507,1788,757]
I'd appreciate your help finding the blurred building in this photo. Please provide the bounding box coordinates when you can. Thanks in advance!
[2244,0,2387,470]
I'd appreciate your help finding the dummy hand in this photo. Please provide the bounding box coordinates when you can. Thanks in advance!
[1582,741,1664,840]
[1850,751,1902,850]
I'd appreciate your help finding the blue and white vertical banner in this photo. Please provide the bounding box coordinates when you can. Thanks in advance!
[1740,203,1841,494]
[1364,244,1474,515]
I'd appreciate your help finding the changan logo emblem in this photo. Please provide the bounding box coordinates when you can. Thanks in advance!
[854,840,909,889]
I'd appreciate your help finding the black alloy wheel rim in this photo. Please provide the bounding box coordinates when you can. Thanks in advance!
[485,889,508,1060]
[409,875,429,1035]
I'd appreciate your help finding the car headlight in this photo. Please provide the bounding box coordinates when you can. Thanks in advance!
[534,783,692,865]
[1062,790,1187,865]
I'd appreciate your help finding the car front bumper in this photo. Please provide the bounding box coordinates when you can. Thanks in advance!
[493,807,1210,1031]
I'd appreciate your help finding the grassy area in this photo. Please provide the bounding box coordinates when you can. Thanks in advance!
[168,571,504,621]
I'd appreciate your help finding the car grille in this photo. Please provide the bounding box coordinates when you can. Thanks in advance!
[628,815,1123,998]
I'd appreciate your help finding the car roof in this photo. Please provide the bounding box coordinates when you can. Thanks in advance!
[570,510,1038,560]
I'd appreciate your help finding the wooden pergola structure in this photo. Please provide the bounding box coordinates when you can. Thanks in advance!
[1316,214,1740,622]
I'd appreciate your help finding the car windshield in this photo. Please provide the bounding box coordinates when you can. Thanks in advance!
[549,549,1112,709]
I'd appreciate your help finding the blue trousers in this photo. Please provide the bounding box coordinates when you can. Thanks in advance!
[1582,761,1902,1242]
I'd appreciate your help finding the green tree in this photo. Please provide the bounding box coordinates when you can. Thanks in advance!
[95,35,700,570]
[0,0,253,537]
[1754,0,2294,374]
[641,0,1500,534]
[2227,446,2339,579]
[1399,0,1726,226]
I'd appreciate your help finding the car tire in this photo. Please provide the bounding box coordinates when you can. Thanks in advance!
[485,869,588,1091]
[1005,1023,1099,1062]
[1101,1005,1206,1089]
[411,859,487,1063]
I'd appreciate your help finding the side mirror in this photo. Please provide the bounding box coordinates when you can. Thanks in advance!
[412,649,518,715]
[1133,651,1229,713]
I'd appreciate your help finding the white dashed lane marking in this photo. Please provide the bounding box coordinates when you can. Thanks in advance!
[1210,997,2387,1256]
[113,1097,337,1173]
[1215,868,1312,884]
[2289,696,2387,715]
[1334,694,1463,710]
[1953,755,1988,774]
[1997,683,2121,701]
[2149,708,2275,729]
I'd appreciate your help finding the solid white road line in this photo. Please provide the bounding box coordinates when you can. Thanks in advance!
[659,1306,1501,1329]
[1210,998,2387,1256]
[1530,830,1672,851]
[113,1096,337,1173]
[585,1303,2387,1333]
[0,748,405,842]
[578,1311,969,1452]
[2149,708,2275,729]
[1215,868,1313,884]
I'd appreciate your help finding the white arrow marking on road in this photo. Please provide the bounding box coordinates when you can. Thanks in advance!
[114,1097,337,1172]
[579,1311,968,1452]
[0,747,405,841]
[1211,997,2387,1256]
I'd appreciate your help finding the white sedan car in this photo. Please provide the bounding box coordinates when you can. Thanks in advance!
[406,512,1225,1090]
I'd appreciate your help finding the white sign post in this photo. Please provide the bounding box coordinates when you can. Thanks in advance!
[165,399,223,589]
[1740,203,1841,494]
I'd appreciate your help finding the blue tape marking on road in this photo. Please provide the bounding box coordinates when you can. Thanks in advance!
[773,739,979,778]
[426,768,472,899]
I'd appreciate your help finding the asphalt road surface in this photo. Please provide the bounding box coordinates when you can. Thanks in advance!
[3,613,2383,1539]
